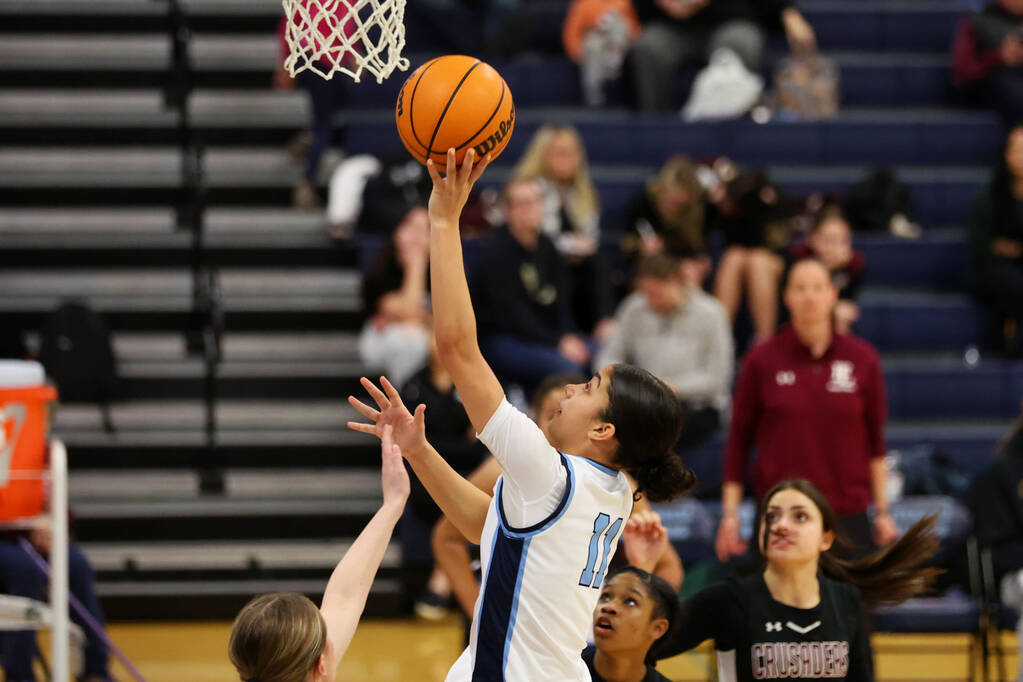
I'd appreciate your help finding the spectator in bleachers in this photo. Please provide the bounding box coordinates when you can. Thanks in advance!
[953,0,1023,124]
[400,333,488,620]
[968,124,1023,352]
[359,206,431,390]
[513,125,617,342]
[472,178,590,390]
[275,10,351,210]
[629,0,817,113]
[710,165,792,343]
[786,205,866,335]
[970,401,1023,681]
[715,259,897,563]
[597,253,733,451]
[563,0,642,106]
[621,156,710,287]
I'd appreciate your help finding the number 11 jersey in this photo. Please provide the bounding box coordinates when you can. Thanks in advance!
[445,399,634,682]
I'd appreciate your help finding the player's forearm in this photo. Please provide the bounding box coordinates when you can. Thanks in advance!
[429,215,479,360]
[432,517,482,617]
[405,442,490,544]
[320,500,404,655]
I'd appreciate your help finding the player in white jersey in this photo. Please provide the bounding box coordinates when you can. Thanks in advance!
[347,148,695,681]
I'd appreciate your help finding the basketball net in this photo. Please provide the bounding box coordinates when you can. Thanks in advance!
[282,0,410,83]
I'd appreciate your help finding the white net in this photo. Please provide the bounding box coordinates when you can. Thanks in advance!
[282,0,410,84]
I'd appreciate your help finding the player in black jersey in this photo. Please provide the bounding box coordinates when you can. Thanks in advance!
[583,566,678,682]
[660,479,940,681]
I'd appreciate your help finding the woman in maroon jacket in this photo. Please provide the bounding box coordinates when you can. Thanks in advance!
[715,259,898,562]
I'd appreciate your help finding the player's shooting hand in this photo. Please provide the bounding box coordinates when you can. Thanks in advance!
[348,376,429,459]
[426,147,490,229]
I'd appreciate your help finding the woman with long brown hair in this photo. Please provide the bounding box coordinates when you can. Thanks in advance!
[661,479,939,681]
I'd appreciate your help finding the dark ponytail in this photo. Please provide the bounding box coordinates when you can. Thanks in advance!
[760,479,941,608]
[601,364,695,503]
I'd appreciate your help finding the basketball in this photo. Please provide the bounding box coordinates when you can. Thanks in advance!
[395,55,515,167]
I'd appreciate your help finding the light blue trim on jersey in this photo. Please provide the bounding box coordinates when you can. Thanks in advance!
[496,454,577,539]
[578,456,619,477]
[501,536,532,676]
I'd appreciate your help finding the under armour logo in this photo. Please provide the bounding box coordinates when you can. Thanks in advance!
[776,371,795,386]
[765,621,782,632]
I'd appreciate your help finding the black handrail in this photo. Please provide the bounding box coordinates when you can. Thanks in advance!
[161,0,224,494]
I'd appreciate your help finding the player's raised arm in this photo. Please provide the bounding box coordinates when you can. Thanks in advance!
[425,148,504,434]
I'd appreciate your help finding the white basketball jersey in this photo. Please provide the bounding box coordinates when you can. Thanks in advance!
[445,453,633,682]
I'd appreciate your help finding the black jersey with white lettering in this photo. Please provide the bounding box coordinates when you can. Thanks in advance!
[660,574,873,681]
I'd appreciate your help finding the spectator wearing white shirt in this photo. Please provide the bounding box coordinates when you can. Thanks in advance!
[598,253,733,450]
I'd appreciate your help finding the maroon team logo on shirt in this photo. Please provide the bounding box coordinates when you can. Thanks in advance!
[825,361,856,393]
[751,640,850,678]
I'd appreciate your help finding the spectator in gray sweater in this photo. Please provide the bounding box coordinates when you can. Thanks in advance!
[597,253,733,450]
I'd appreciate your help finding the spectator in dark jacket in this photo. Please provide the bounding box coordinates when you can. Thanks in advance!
[621,156,710,286]
[473,178,589,390]
[629,0,817,112]
[953,1,1023,124]
[968,124,1023,349]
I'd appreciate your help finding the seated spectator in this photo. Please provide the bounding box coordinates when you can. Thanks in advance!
[969,401,1023,680]
[953,0,1023,124]
[969,124,1023,353]
[597,254,733,451]
[786,205,866,334]
[584,566,678,682]
[472,178,590,390]
[563,0,642,106]
[0,528,113,682]
[513,125,617,341]
[621,156,710,286]
[629,0,816,113]
[709,165,792,343]
[400,334,489,620]
[359,206,431,389]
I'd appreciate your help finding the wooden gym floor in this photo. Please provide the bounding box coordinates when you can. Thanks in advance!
[26,617,1020,682]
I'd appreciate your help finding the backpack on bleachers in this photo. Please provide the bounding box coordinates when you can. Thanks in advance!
[38,302,117,432]
[770,54,839,121]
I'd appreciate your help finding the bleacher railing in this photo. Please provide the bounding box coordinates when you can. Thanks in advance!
[161,0,224,493]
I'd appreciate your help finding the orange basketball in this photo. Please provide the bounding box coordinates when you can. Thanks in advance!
[395,55,515,167]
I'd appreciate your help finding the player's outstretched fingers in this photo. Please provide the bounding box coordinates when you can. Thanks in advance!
[379,376,406,409]
[360,376,391,410]
[458,148,475,185]
[347,420,378,437]
[348,395,380,422]
[467,151,491,187]
[446,147,457,180]
[426,158,442,186]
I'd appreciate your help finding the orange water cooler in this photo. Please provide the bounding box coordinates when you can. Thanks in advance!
[0,360,58,521]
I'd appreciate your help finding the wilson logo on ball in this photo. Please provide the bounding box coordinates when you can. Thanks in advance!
[474,106,515,158]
